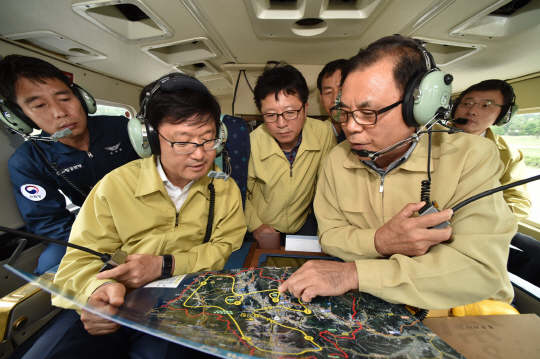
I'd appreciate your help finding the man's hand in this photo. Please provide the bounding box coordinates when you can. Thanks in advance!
[81,283,125,335]
[375,202,453,257]
[252,224,277,242]
[96,254,163,288]
[278,261,359,303]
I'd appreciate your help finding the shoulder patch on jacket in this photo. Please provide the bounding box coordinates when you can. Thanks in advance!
[20,184,46,201]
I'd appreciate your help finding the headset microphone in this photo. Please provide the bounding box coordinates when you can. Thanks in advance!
[453,118,468,125]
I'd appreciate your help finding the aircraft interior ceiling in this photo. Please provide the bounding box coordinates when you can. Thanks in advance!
[0,0,540,101]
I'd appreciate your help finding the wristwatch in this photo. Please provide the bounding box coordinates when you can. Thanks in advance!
[160,254,173,279]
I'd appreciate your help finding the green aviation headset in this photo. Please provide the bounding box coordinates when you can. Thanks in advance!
[0,84,97,134]
[332,39,453,128]
[451,79,518,127]
[127,73,227,158]
[401,39,453,127]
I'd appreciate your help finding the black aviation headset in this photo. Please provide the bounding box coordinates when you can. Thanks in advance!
[127,73,227,244]
[451,79,518,127]
[0,84,97,134]
[127,73,227,158]
[400,39,454,128]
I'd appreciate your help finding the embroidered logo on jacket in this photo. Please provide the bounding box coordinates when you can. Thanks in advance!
[20,184,46,201]
[57,163,83,175]
[104,142,122,155]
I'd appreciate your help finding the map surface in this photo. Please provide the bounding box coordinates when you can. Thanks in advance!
[123,267,464,359]
[6,265,465,359]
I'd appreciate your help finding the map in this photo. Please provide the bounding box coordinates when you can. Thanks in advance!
[6,265,465,359]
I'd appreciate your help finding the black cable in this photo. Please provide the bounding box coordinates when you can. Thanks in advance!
[242,70,254,94]
[452,174,540,213]
[202,180,216,244]
[420,131,432,203]
[29,139,88,198]
[0,225,109,261]
[231,70,242,116]
[415,309,429,321]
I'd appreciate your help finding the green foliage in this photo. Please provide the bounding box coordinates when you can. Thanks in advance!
[494,112,540,136]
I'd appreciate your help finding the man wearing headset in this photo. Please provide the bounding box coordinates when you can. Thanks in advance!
[27,74,246,359]
[317,58,348,144]
[0,55,138,275]
[452,79,540,287]
[280,36,516,310]
[245,63,335,245]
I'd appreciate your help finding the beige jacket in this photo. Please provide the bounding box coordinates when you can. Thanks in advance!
[245,117,335,233]
[485,128,532,221]
[315,126,516,309]
[52,156,246,308]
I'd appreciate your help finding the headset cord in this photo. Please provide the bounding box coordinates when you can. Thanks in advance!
[420,131,432,203]
[452,174,540,213]
[202,179,216,244]
[29,139,89,198]
[0,225,110,263]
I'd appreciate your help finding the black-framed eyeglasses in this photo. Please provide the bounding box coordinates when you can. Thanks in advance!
[158,132,221,154]
[330,99,403,125]
[458,100,503,111]
[262,105,305,123]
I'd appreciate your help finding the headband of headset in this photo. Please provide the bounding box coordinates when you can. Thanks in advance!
[0,83,96,134]
[451,79,516,126]
[128,74,225,158]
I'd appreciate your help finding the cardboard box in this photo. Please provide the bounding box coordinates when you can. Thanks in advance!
[424,314,540,358]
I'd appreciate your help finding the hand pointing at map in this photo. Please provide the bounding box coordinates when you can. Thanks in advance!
[278,261,359,302]
[96,254,164,288]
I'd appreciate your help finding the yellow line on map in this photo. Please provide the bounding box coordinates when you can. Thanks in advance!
[182,274,322,355]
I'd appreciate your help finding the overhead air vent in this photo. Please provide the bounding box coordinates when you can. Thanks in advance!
[415,38,485,66]
[243,0,388,38]
[72,0,173,43]
[449,0,540,40]
[141,38,220,67]
[174,61,219,78]
[199,75,233,97]
[4,31,106,63]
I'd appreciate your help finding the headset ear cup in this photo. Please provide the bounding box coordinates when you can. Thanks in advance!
[127,116,153,158]
[72,84,97,115]
[216,119,228,155]
[496,103,518,126]
[0,98,39,134]
[451,96,461,119]
[402,74,424,128]
[145,119,161,157]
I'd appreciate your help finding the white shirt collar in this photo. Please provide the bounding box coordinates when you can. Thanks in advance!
[156,156,195,211]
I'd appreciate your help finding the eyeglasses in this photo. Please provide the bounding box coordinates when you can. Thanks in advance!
[262,105,305,123]
[330,99,403,125]
[158,132,221,154]
[458,101,503,110]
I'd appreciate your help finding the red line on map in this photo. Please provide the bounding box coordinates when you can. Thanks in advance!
[317,295,363,358]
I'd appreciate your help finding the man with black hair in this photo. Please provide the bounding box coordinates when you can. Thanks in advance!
[24,74,245,359]
[317,59,348,144]
[280,36,516,310]
[0,54,138,275]
[453,79,540,287]
[245,63,335,243]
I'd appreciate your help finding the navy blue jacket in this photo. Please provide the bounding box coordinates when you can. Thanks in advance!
[8,115,138,243]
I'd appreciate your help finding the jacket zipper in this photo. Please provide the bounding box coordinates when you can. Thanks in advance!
[175,212,179,227]
[87,150,93,158]
[290,164,293,177]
